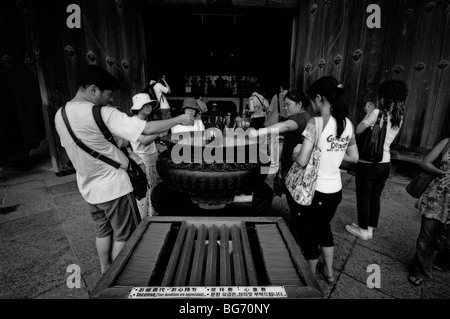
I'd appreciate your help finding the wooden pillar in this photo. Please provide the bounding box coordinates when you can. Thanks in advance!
[27,0,68,175]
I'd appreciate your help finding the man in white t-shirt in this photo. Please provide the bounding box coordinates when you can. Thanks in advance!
[54,65,194,274]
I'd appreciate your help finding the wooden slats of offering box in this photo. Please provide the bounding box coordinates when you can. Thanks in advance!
[91,217,324,299]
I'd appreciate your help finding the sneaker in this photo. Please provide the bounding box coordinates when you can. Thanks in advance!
[351,223,373,239]
[346,224,369,240]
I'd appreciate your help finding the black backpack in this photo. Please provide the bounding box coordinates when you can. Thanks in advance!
[356,111,387,163]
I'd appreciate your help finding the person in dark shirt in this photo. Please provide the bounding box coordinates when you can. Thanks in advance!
[251,90,311,242]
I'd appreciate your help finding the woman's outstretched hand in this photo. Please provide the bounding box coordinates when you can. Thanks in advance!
[364,102,376,115]
[178,114,195,126]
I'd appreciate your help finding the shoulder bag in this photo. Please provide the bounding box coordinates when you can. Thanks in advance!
[61,105,148,200]
[405,170,435,199]
[356,110,387,163]
[284,117,323,206]
[92,105,148,200]
[406,140,449,198]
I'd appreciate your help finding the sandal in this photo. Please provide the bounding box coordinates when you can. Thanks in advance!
[407,274,424,286]
[318,263,335,284]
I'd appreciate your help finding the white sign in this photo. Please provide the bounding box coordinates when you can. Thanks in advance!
[129,286,287,299]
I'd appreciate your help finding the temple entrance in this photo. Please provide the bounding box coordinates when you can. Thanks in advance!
[140,4,294,114]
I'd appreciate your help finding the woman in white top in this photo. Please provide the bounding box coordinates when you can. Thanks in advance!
[171,98,205,134]
[151,75,171,115]
[346,80,407,241]
[130,93,161,217]
[295,76,359,283]
[150,74,172,144]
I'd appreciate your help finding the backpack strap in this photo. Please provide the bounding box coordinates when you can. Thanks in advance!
[252,94,269,112]
[155,83,166,104]
[92,105,132,154]
[61,105,122,169]
[314,117,324,146]
[375,110,383,124]
[376,110,387,130]
[92,105,118,147]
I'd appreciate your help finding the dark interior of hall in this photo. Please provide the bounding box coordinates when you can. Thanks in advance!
[140,4,294,98]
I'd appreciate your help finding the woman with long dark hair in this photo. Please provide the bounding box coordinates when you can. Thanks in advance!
[295,76,359,283]
[346,80,407,240]
[251,90,312,242]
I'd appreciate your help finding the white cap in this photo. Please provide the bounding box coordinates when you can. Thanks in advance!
[130,93,157,111]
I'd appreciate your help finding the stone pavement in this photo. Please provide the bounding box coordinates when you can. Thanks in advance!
[0,157,449,299]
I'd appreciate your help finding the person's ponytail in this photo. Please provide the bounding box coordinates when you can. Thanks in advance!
[331,86,349,137]
[377,80,408,129]
[307,76,349,137]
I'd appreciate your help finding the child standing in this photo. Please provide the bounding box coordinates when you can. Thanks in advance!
[130,93,161,217]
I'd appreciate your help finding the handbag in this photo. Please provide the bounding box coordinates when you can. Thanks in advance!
[273,160,285,198]
[406,140,449,198]
[284,117,323,206]
[120,150,149,200]
[61,105,148,200]
[406,170,435,198]
[273,172,284,198]
[356,110,387,163]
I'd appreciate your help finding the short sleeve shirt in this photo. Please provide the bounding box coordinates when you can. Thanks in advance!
[55,102,146,204]
[303,117,355,193]
[153,83,170,109]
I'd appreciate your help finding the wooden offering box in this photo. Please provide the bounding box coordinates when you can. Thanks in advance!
[90,217,324,299]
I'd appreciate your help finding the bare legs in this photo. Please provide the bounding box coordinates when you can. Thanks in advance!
[306,246,334,277]
[307,259,318,274]
[96,235,126,274]
[321,246,335,278]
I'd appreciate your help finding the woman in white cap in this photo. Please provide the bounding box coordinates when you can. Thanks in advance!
[171,98,205,134]
[130,93,161,217]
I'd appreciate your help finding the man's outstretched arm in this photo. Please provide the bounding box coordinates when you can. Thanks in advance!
[142,114,194,135]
